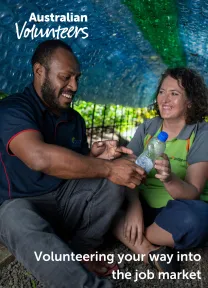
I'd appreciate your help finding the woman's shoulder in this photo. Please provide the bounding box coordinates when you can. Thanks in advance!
[195,121,208,139]
[197,121,208,131]
[187,121,208,164]
[143,116,163,136]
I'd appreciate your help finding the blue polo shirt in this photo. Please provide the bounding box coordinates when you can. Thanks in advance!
[0,84,89,205]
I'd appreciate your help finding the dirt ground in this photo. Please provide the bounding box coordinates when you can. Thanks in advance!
[0,241,207,288]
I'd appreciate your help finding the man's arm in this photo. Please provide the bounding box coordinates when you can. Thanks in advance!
[9,130,145,188]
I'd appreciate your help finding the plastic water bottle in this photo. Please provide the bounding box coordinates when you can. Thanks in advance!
[135,131,168,173]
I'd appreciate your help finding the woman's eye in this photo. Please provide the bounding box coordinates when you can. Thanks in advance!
[172,92,178,96]
[159,90,164,94]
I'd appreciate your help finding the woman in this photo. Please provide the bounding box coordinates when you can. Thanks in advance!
[114,67,208,272]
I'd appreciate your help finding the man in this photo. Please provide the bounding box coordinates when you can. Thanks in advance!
[0,40,145,288]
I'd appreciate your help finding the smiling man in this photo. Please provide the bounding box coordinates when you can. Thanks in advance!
[0,40,146,288]
[34,43,81,113]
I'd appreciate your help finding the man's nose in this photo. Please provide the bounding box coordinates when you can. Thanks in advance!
[67,78,77,92]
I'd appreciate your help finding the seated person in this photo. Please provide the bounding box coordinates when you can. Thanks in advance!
[113,67,208,272]
[0,39,145,288]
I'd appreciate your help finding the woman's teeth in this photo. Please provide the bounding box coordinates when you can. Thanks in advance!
[162,106,171,109]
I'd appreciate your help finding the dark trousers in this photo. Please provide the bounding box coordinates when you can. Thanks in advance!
[0,178,125,288]
[141,197,208,250]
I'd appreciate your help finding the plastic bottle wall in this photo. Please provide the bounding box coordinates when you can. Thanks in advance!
[0,0,207,107]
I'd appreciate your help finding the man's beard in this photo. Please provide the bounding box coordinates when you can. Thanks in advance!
[41,75,68,112]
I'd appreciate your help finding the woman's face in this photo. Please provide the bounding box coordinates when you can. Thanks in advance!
[157,76,189,121]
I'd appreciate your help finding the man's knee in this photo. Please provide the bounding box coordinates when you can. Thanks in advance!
[0,198,52,238]
[0,198,33,225]
[102,180,125,209]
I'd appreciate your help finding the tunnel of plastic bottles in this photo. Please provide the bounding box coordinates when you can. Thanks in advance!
[0,0,208,107]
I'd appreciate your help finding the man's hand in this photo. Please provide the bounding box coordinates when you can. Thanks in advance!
[107,158,146,189]
[90,140,133,160]
[154,153,172,183]
[124,201,144,245]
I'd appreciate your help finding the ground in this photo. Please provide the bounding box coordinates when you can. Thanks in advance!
[0,242,207,288]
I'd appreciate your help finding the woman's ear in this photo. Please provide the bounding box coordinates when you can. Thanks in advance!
[187,101,192,109]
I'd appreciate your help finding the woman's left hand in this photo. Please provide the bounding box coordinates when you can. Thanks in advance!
[154,153,172,183]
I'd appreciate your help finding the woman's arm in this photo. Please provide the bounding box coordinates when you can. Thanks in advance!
[155,156,208,200]
[166,162,208,199]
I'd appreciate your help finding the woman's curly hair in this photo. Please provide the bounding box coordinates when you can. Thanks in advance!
[153,67,208,124]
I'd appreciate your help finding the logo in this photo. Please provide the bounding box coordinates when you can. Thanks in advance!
[170,156,186,163]
[71,137,81,147]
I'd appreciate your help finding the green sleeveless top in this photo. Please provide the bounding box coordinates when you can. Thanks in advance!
[140,126,208,208]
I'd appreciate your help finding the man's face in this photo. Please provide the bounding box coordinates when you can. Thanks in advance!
[40,48,81,113]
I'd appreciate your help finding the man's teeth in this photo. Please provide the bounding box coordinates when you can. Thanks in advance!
[62,93,72,99]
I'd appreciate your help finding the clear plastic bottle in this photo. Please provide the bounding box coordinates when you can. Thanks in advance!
[135,131,168,173]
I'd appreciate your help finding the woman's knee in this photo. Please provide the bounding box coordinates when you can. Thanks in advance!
[182,201,208,232]
[155,200,208,249]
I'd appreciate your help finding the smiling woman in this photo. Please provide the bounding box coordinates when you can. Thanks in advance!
[154,68,208,125]
[157,76,188,123]
[114,67,208,274]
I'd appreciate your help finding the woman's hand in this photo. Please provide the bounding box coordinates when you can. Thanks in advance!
[124,201,144,245]
[154,153,172,183]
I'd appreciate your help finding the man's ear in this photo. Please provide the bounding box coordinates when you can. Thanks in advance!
[33,63,45,79]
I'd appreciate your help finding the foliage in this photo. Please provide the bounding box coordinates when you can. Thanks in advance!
[1,91,157,134]
[73,100,157,134]
[1,91,207,138]
[0,92,7,100]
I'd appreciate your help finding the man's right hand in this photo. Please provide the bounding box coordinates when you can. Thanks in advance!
[107,158,146,189]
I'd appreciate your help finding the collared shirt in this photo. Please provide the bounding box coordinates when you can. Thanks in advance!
[127,117,208,208]
[0,84,89,204]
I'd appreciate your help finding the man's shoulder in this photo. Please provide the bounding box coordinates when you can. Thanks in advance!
[0,91,34,119]
[0,91,31,108]
[68,107,85,123]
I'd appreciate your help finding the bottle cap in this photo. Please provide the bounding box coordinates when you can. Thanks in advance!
[157,131,168,142]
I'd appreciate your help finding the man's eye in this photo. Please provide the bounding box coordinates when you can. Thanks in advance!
[159,90,164,94]
[172,92,178,96]
[61,76,70,81]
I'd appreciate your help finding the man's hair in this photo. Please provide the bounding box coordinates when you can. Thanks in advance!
[153,67,208,124]
[31,40,73,70]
